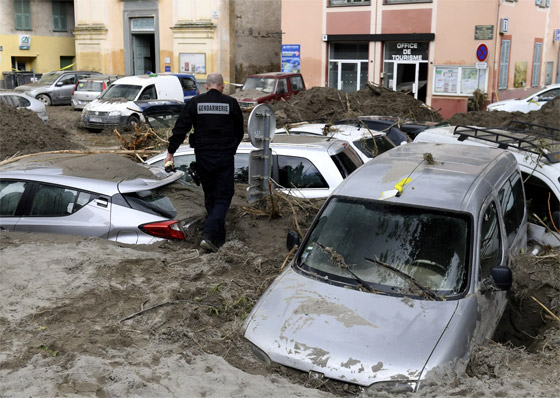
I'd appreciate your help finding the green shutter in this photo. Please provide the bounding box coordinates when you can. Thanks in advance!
[14,0,31,30]
[52,1,67,32]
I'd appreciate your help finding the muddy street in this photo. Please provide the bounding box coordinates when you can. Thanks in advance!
[0,100,559,397]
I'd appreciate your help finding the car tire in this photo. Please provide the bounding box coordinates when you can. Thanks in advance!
[36,94,52,106]
[127,114,140,129]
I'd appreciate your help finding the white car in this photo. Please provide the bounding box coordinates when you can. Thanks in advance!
[145,135,364,199]
[275,123,395,163]
[0,90,48,123]
[486,83,560,113]
[414,123,560,247]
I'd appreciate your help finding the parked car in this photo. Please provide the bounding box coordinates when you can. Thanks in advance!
[486,83,560,113]
[335,116,438,144]
[71,75,120,110]
[145,135,364,199]
[244,143,526,392]
[231,72,305,111]
[136,100,186,129]
[274,123,395,163]
[0,167,188,244]
[0,90,48,123]
[14,70,101,106]
[81,74,184,129]
[414,122,560,247]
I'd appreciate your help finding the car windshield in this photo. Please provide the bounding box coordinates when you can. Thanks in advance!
[76,81,104,92]
[37,72,60,84]
[242,77,276,94]
[100,84,142,101]
[352,136,394,159]
[296,197,470,298]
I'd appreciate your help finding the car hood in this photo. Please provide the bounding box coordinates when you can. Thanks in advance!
[231,89,270,101]
[85,99,136,111]
[244,267,459,387]
[487,99,520,108]
[14,83,48,93]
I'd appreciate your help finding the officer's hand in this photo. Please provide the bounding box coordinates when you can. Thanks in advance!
[164,152,174,164]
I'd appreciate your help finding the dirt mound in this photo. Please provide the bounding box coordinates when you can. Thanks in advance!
[269,85,443,128]
[445,97,560,128]
[0,102,85,161]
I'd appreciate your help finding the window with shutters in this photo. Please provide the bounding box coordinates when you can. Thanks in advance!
[498,39,510,89]
[14,0,31,30]
[531,42,543,87]
[52,1,67,32]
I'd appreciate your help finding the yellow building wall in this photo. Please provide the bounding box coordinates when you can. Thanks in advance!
[1,35,75,74]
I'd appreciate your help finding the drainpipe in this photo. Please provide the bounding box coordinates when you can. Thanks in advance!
[492,0,502,103]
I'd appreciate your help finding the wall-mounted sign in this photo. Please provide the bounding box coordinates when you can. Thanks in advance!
[19,35,30,50]
[476,44,488,62]
[475,25,494,40]
[385,42,429,61]
[281,44,300,73]
[179,53,206,74]
[555,29,560,41]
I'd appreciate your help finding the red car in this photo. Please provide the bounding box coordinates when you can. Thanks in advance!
[231,72,305,110]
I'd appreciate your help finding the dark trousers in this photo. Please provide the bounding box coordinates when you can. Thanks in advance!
[195,150,235,246]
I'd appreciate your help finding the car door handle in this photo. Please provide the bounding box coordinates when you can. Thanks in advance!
[95,198,109,208]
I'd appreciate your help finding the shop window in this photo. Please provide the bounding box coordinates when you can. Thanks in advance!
[52,1,67,32]
[532,42,543,87]
[499,40,510,89]
[14,0,31,30]
[329,0,370,5]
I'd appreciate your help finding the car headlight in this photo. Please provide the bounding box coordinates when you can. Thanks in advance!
[108,110,122,116]
[367,380,417,393]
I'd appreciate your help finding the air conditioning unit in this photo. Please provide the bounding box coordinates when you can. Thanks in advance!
[499,18,509,34]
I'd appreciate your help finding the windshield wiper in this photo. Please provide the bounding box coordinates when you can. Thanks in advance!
[314,242,377,294]
[364,256,441,301]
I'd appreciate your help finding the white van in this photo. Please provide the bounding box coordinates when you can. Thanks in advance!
[81,74,184,129]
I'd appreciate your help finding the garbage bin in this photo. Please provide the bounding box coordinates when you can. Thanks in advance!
[15,72,41,86]
[2,72,16,89]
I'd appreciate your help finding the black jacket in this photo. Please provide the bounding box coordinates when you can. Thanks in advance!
[168,89,244,154]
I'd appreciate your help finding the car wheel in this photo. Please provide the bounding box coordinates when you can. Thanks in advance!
[36,94,51,106]
[127,115,140,129]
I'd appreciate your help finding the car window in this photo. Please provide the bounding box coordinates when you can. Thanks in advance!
[276,79,288,94]
[234,153,250,183]
[330,146,363,178]
[100,84,142,101]
[139,85,157,100]
[11,95,31,107]
[498,173,525,246]
[480,202,503,278]
[58,74,76,86]
[352,136,394,159]
[180,77,197,91]
[277,155,328,189]
[76,81,104,92]
[30,184,79,216]
[0,95,15,106]
[0,181,27,216]
[289,76,304,91]
[538,88,560,101]
[521,172,560,231]
[120,189,177,219]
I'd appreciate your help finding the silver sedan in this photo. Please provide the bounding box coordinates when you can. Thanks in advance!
[0,90,48,123]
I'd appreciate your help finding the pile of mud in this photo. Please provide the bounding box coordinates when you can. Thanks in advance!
[269,85,443,127]
[0,102,85,161]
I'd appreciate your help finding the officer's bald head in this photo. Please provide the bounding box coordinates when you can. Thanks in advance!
[206,73,224,93]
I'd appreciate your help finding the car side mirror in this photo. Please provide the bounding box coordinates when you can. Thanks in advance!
[286,230,300,251]
[481,266,512,293]
[56,82,64,87]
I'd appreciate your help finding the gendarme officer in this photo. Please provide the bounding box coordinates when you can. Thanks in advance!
[165,73,244,252]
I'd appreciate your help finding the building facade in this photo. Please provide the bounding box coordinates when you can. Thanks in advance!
[282,0,560,118]
[1,0,281,90]
[0,0,76,83]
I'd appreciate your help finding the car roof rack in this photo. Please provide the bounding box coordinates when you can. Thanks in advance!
[453,122,560,164]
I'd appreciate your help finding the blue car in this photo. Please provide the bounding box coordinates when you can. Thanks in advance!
[154,73,199,102]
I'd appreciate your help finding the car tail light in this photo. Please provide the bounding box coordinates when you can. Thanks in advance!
[72,82,79,95]
[103,81,107,91]
[139,220,186,240]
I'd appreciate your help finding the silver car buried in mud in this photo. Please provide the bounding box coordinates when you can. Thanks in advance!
[243,143,527,392]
